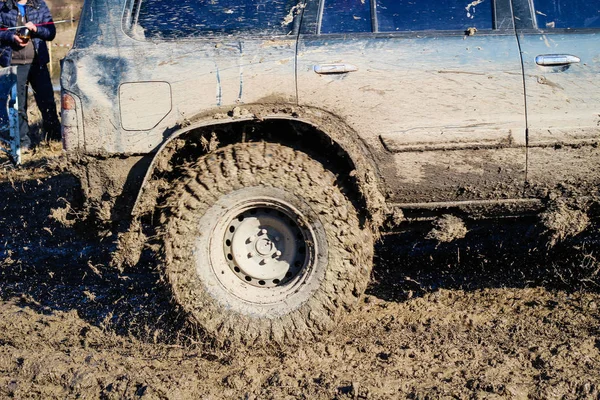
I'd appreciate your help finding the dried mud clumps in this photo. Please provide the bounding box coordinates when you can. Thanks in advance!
[384,208,405,230]
[540,202,589,247]
[111,219,147,271]
[426,215,468,243]
[49,205,77,228]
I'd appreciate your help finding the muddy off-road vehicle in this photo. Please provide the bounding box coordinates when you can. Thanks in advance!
[60,0,599,343]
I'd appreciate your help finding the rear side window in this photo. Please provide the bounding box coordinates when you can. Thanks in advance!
[377,0,493,32]
[533,0,600,29]
[133,0,300,39]
[321,0,371,34]
[320,0,494,34]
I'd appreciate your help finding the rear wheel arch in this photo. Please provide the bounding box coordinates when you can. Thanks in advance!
[122,110,388,343]
[133,110,387,229]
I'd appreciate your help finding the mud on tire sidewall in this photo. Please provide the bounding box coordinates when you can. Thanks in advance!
[163,143,374,343]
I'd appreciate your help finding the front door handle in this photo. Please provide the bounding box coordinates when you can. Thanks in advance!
[313,63,358,74]
[535,54,581,66]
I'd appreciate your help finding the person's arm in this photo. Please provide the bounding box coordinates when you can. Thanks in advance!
[0,29,16,45]
[29,1,56,41]
[0,12,16,45]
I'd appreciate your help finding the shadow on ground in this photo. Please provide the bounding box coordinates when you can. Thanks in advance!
[0,169,187,343]
[369,216,600,302]
[1,169,599,343]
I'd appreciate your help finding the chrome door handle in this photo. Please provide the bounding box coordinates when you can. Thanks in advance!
[535,54,580,66]
[313,63,358,74]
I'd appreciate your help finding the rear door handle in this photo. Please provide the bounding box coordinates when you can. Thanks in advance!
[535,54,580,66]
[313,63,358,74]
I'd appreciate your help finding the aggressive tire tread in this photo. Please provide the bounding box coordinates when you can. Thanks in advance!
[162,142,374,344]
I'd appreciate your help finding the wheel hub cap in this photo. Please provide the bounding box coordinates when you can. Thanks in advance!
[223,208,309,288]
[255,236,274,256]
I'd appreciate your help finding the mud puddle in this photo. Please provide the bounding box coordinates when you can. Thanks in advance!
[1,150,599,399]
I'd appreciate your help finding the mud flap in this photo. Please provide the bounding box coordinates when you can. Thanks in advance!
[0,66,20,165]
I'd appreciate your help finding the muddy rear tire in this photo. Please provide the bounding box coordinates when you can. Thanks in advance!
[162,142,373,344]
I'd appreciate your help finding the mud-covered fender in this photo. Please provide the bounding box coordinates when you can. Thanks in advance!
[132,104,387,228]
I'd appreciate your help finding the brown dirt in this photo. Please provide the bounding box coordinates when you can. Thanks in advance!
[1,148,600,399]
[541,201,590,247]
[425,214,468,243]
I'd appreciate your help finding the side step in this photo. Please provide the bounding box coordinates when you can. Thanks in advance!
[390,198,545,223]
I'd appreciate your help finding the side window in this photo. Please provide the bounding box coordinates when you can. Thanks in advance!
[133,0,300,39]
[320,0,494,34]
[377,0,493,32]
[320,0,371,34]
[533,0,600,29]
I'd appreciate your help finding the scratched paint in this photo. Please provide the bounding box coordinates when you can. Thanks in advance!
[465,0,486,18]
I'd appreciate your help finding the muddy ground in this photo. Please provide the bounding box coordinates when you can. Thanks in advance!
[1,148,600,399]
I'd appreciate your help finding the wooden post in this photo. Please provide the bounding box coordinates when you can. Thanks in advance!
[48,41,53,77]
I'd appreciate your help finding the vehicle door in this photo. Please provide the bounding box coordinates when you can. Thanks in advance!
[297,0,527,203]
[513,0,600,193]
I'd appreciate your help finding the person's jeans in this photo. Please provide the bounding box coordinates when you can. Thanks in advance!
[15,63,60,149]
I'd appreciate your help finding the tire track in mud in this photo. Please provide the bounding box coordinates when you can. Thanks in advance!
[1,155,600,398]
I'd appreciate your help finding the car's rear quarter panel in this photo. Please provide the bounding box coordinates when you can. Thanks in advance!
[63,0,297,154]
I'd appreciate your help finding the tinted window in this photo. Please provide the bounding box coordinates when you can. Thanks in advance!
[320,0,371,34]
[533,0,600,29]
[135,0,299,39]
[377,0,493,32]
[320,0,494,33]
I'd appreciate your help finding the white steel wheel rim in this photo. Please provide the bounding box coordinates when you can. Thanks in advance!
[200,193,324,306]
[224,207,308,288]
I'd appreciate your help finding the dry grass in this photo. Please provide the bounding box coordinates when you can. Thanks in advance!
[0,140,64,182]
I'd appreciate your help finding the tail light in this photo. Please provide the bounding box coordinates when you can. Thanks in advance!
[61,91,79,150]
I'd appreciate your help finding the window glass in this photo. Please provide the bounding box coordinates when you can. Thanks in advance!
[376,0,493,32]
[533,0,600,29]
[135,0,299,39]
[320,0,372,34]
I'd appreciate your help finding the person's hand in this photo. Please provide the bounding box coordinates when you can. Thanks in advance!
[13,33,28,47]
[24,22,37,32]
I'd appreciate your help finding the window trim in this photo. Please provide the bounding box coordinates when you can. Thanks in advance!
[370,0,378,32]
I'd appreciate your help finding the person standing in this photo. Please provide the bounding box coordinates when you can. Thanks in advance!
[0,0,60,150]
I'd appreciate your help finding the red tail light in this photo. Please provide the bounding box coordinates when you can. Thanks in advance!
[61,91,79,150]
[62,91,76,110]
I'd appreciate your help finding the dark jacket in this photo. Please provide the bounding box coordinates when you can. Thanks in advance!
[0,0,55,67]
